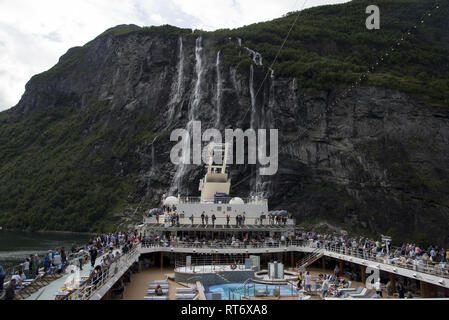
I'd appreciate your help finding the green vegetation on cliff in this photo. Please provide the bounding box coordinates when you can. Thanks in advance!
[0,0,448,235]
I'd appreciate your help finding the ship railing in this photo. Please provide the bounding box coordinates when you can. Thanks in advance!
[2,250,89,296]
[177,197,268,205]
[143,240,310,251]
[67,243,141,300]
[314,242,449,279]
[144,216,295,226]
[142,240,449,280]
[174,254,249,272]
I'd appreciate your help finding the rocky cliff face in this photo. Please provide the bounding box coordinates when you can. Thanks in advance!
[3,4,449,244]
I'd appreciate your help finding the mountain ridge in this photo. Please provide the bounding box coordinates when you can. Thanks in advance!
[1,0,448,246]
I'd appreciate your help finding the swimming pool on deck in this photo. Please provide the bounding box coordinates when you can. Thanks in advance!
[205,282,298,300]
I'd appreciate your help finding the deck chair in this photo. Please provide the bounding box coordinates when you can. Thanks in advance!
[46,267,58,280]
[149,284,169,289]
[146,289,169,296]
[341,286,363,298]
[144,295,168,300]
[152,280,169,285]
[353,290,375,299]
[176,287,197,294]
[176,293,197,300]
[32,271,51,287]
[337,283,356,294]
[350,288,371,298]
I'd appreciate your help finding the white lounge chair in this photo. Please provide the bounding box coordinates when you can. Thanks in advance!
[176,287,197,294]
[144,295,168,300]
[146,289,169,295]
[152,280,169,285]
[352,290,375,299]
[347,288,368,298]
[176,293,197,300]
[149,284,169,289]
[341,286,363,298]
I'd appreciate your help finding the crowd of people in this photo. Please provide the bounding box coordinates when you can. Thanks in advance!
[294,232,449,271]
[2,226,449,300]
[145,208,290,227]
[139,230,449,281]
[0,230,141,300]
[295,270,408,299]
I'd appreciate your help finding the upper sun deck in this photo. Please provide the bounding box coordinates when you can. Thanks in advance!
[177,196,268,206]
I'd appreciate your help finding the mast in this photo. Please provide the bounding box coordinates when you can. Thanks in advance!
[199,142,231,203]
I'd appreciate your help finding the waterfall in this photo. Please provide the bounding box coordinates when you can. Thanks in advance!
[258,68,276,198]
[237,38,242,47]
[169,37,204,196]
[249,63,260,197]
[249,64,257,130]
[247,52,274,199]
[215,50,222,128]
[176,37,184,103]
[244,47,263,66]
[190,36,204,120]
[150,137,157,174]
[168,37,184,122]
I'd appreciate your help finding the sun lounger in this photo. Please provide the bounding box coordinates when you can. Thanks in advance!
[146,289,169,295]
[176,287,197,294]
[370,293,379,299]
[337,286,356,293]
[352,290,375,299]
[341,286,363,298]
[176,293,197,300]
[348,288,368,298]
[144,295,168,300]
[149,284,169,289]
[151,280,169,285]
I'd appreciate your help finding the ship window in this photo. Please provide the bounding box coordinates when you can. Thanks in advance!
[227,207,231,211]
[217,206,222,211]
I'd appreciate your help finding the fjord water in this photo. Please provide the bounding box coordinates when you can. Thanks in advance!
[0,230,91,268]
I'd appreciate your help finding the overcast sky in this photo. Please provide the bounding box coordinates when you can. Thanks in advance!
[0,0,349,111]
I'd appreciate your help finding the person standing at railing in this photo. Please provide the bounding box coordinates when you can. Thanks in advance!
[43,251,51,272]
[212,214,216,227]
[226,215,230,227]
[22,258,30,279]
[201,212,205,225]
[0,265,5,294]
[61,247,67,265]
[4,278,16,300]
[89,246,98,268]
[205,214,209,226]
[90,265,102,290]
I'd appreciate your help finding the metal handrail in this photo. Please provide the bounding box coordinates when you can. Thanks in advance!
[142,240,449,279]
[177,197,268,205]
[143,216,295,226]
[52,239,449,300]
[322,244,449,278]
[66,243,141,300]
[142,240,305,250]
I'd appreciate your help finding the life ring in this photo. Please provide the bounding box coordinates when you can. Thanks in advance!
[230,263,237,270]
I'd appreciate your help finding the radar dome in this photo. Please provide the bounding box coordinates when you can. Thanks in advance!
[163,196,179,206]
[229,197,244,205]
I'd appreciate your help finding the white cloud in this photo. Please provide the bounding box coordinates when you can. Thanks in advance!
[0,0,349,111]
